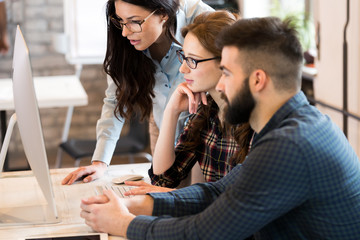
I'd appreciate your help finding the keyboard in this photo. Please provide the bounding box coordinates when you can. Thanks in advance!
[95,184,136,198]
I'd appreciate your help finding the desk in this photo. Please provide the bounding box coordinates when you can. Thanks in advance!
[0,162,151,239]
[0,75,88,171]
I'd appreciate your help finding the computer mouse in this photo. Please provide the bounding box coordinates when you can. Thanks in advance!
[112,174,144,184]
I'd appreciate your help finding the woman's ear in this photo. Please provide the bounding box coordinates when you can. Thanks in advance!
[161,14,169,23]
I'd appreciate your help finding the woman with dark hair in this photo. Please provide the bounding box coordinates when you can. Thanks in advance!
[62,0,213,185]
[122,10,253,195]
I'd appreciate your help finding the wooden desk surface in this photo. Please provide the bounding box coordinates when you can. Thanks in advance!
[0,163,151,239]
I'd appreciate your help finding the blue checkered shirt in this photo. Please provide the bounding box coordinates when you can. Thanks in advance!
[127,91,360,239]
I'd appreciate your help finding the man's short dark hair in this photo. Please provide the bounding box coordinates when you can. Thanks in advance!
[216,17,304,91]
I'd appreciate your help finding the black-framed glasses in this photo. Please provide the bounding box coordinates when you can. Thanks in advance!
[110,10,156,33]
[176,50,220,69]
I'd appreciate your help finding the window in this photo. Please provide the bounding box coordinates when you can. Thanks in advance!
[241,0,305,18]
[240,0,315,53]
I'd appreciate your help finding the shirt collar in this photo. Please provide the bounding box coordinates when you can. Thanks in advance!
[253,91,309,144]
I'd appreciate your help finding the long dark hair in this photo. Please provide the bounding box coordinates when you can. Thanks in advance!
[104,0,180,120]
[180,11,253,164]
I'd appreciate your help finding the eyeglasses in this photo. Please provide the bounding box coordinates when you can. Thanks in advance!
[110,10,156,33]
[176,50,220,69]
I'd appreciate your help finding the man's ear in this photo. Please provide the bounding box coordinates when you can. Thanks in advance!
[250,69,267,93]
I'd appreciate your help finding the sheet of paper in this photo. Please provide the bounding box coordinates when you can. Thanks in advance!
[0,163,151,239]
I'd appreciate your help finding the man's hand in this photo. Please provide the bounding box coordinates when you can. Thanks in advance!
[61,161,107,185]
[124,181,175,196]
[80,190,135,237]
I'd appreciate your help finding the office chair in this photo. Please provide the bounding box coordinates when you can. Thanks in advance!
[56,113,152,167]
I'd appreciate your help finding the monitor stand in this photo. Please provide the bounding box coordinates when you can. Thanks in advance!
[0,114,60,226]
[0,206,59,226]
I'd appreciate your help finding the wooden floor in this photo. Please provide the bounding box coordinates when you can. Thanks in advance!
[4,148,151,171]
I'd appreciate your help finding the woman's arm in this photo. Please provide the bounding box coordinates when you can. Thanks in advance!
[152,104,179,174]
[152,83,206,175]
[62,76,125,185]
[92,76,125,165]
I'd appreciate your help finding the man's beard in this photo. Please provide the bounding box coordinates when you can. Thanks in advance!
[222,77,255,125]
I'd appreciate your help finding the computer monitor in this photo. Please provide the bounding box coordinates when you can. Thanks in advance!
[0,26,59,225]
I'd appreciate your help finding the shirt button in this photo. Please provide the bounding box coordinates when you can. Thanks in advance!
[165,84,168,87]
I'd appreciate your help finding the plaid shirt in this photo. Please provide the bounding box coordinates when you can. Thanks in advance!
[149,102,239,188]
[128,92,360,239]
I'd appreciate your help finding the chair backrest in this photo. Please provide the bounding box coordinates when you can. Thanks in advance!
[125,113,149,146]
[114,112,150,155]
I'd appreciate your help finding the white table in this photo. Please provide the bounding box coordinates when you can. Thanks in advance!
[0,75,88,170]
[0,75,88,110]
[0,162,151,239]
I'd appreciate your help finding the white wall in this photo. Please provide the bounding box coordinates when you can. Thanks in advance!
[313,0,360,155]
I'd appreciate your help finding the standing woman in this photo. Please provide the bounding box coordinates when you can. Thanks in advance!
[62,0,213,185]
[123,11,253,195]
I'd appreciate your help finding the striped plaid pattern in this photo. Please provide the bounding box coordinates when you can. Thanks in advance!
[149,102,239,188]
[128,92,360,240]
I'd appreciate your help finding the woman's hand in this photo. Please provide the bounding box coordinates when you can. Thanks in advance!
[123,181,175,196]
[167,82,207,115]
[62,161,107,185]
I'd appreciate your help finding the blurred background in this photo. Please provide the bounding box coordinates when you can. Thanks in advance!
[0,0,359,170]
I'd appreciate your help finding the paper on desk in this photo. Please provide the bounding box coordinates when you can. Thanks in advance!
[0,166,150,240]
[51,173,98,225]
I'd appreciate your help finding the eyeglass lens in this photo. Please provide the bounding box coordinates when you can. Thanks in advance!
[177,51,196,69]
[111,18,142,32]
[110,10,156,33]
